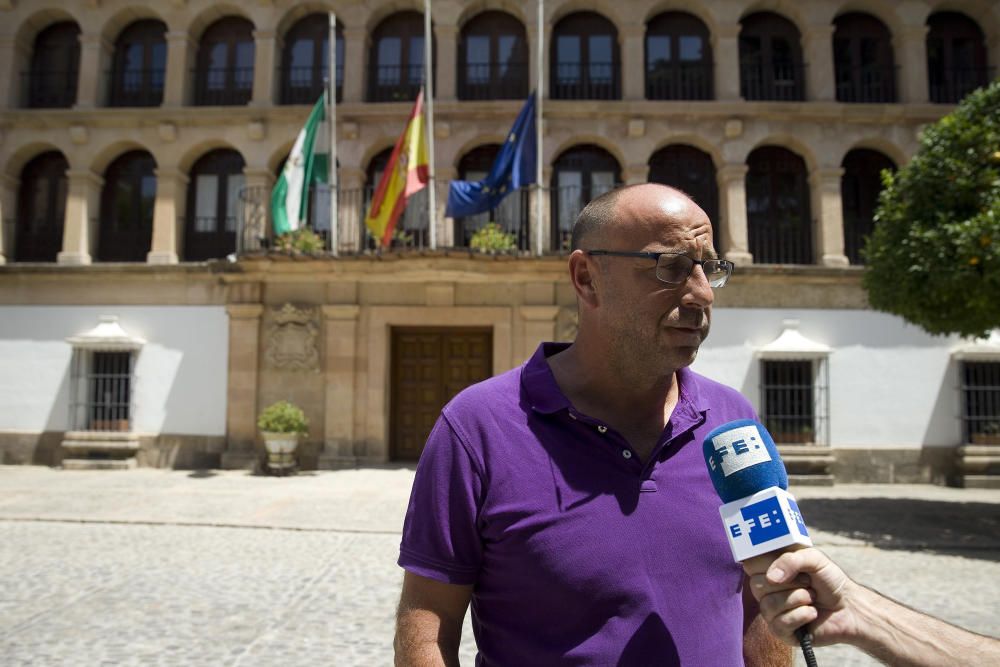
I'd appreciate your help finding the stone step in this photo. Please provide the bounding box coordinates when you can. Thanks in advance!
[61,458,137,471]
[788,474,835,487]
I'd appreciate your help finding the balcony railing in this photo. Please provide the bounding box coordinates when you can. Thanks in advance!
[194,67,253,106]
[22,70,78,108]
[458,62,529,100]
[280,67,343,105]
[107,68,165,107]
[929,67,993,104]
[238,183,582,255]
[368,65,423,102]
[835,64,897,103]
[645,62,714,100]
[749,215,814,264]
[552,62,619,99]
[740,61,806,101]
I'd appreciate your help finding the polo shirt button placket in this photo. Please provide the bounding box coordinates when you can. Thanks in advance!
[597,425,607,434]
[621,449,632,460]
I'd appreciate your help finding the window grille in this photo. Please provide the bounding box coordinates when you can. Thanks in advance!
[962,362,1000,444]
[70,350,134,432]
[761,359,828,445]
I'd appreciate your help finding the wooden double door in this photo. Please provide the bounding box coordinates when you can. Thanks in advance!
[390,327,493,461]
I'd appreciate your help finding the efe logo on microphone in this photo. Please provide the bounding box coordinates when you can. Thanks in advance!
[707,424,772,477]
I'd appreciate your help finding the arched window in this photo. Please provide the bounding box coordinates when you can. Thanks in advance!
[551,12,620,100]
[185,149,245,261]
[99,151,156,261]
[15,152,68,262]
[27,22,80,108]
[453,145,528,249]
[551,145,620,250]
[365,148,428,248]
[645,12,713,100]
[927,12,989,104]
[110,20,166,107]
[648,145,719,252]
[368,12,432,103]
[196,17,254,106]
[458,11,528,100]
[841,149,895,264]
[833,13,896,103]
[746,146,812,264]
[281,14,344,105]
[739,13,804,101]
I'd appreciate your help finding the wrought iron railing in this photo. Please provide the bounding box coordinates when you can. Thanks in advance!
[280,66,343,105]
[929,67,993,104]
[194,67,253,106]
[740,60,806,101]
[107,68,165,107]
[645,62,714,100]
[835,64,897,103]
[458,62,529,100]
[22,70,78,108]
[368,65,424,102]
[552,61,619,99]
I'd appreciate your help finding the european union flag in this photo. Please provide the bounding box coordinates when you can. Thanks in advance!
[446,93,536,218]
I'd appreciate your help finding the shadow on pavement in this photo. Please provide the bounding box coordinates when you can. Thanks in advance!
[799,498,1000,562]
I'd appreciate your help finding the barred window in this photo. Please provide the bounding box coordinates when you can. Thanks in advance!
[458,11,528,100]
[551,12,620,100]
[645,12,713,100]
[761,360,828,444]
[963,362,1000,444]
[70,351,133,432]
[739,13,805,101]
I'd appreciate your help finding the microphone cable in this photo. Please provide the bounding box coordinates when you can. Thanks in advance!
[796,627,818,667]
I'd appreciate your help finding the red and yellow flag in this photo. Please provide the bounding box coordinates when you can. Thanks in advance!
[364,90,429,247]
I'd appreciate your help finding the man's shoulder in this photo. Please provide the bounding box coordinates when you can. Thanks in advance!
[443,363,526,422]
[683,368,756,414]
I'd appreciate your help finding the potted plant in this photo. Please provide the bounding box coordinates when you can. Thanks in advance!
[469,222,517,253]
[257,400,308,474]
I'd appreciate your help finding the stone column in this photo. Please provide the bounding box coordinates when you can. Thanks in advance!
[895,26,930,104]
[241,168,275,253]
[342,28,366,103]
[0,174,17,263]
[714,23,742,101]
[147,167,187,264]
[810,167,849,267]
[251,29,277,106]
[803,25,835,102]
[0,36,27,109]
[624,163,649,185]
[75,33,110,108]
[58,169,103,265]
[163,31,193,107]
[222,303,264,469]
[337,166,365,252]
[717,163,752,264]
[519,306,559,362]
[319,305,360,468]
[434,24,458,101]
[621,25,645,101]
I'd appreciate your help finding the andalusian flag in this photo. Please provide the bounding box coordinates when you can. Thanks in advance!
[271,96,326,235]
[364,90,429,247]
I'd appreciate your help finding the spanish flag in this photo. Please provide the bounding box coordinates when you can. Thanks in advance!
[364,90,429,247]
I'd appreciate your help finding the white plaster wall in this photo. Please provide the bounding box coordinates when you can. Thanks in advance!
[694,309,964,450]
[0,306,227,435]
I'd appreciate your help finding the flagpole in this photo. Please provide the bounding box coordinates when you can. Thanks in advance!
[535,0,544,257]
[424,0,437,250]
[328,12,339,256]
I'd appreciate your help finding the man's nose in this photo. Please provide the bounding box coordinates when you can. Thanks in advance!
[682,264,715,308]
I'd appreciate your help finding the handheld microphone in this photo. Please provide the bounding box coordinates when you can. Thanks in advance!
[702,419,818,667]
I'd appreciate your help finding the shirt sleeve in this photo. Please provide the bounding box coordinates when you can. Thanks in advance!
[397,412,484,586]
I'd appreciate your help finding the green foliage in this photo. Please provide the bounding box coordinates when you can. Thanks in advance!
[469,222,517,252]
[863,80,1000,337]
[257,400,309,435]
[275,227,325,254]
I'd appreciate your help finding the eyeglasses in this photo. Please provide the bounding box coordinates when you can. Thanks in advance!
[586,250,734,288]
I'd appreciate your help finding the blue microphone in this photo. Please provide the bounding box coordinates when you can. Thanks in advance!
[703,419,817,666]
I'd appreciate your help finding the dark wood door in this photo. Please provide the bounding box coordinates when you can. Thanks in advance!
[391,327,492,461]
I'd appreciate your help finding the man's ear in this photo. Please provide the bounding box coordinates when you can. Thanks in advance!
[568,250,600,309]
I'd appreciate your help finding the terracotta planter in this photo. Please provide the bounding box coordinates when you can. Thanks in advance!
[261,432,299,473]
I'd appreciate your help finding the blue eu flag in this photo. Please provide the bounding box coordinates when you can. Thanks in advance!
[446,93,537,218]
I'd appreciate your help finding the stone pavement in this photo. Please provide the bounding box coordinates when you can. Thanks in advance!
[0,466,998,666]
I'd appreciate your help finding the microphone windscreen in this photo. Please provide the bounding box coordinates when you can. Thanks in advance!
[702,419,788,503]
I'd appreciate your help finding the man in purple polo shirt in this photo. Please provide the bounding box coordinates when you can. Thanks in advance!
[395,183,790,665]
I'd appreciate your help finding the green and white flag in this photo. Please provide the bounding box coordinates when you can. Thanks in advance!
[271,96,326,235]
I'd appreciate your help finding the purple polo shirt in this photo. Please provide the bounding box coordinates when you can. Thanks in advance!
[399,342,759,665]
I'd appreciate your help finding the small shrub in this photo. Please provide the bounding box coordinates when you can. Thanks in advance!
[257,400,308,435]
[469,222,517,253]
[275,228,325,254]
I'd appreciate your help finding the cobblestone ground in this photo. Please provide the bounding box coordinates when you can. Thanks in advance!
[0,468,998,666]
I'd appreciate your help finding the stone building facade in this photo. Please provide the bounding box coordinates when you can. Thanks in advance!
[0,0,998,484]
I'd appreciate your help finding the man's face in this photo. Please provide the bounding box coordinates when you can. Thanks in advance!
[591,191,716,375]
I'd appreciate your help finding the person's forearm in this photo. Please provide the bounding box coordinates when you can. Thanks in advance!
[393,632,460,667]
[849,583,1000,667]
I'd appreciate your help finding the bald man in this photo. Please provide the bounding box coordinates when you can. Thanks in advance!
[395,184,789,666]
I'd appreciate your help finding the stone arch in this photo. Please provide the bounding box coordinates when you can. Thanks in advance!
[88,140,157,176]
[100,6,167,43]
[4,142,65,182]
[456,2,529,29]
[549,135,626,171]
[738,1,809,36]
[549,2,625,34]
[12,8,82,52]
[643,1,719,35]
[647,134,723,169]
[186,4,255,43]
[838,138,906,169]
[452,136,509,169]
[178,140,245,175]
[742,135,818,173]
